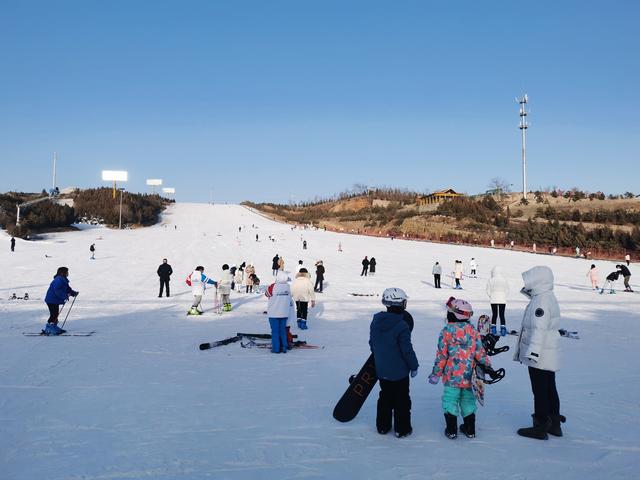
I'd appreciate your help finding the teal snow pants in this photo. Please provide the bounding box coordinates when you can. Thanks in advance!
[442,386,477,417]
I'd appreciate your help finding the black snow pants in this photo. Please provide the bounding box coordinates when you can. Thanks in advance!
[159,279,170,297]
[528,366,560,421]
[377,377,412,436]
[295,301,309,320]
[434,274,441,288]
[490,303,506,326]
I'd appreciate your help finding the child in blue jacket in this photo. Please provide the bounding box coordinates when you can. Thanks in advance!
[43,267,78,335]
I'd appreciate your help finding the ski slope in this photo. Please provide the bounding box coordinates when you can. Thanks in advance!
[1,203,638,480]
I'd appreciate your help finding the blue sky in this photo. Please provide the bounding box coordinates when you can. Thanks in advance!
[1,1,638,203]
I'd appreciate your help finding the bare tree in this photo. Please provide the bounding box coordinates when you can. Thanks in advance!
[488,177,512,197]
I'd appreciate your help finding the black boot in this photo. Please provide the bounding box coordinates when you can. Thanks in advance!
[460,413,475,438]
[549,414,566,437]
[517,415,551,440]
[444,413,457,439]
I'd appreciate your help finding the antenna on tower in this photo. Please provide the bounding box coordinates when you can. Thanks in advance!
[517,94,529,200]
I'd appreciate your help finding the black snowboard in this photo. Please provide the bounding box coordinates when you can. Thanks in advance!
[332,353,378,422]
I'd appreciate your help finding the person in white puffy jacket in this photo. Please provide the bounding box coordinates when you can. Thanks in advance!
[486,266,510,336]
[266,272,296,353]
[514,266,565,440]
[291,268,316,330]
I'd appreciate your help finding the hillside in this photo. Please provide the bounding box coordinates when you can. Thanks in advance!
[244,190,640,259]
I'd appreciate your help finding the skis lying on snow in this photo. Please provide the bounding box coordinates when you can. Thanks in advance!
[508,329,579,340]
[348,293,379,297]
[240,337,322,349]
[23,331,96,337]
[9,293,30,300]
[198,332,300,350]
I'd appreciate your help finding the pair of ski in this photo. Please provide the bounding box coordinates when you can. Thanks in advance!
[199,332,319,351]
[508,329,580,340]
[23,330,96,337]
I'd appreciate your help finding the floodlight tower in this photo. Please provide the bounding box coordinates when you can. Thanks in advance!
[517,94,529,200]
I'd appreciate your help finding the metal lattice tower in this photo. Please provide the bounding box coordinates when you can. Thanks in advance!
[517,94,529,200]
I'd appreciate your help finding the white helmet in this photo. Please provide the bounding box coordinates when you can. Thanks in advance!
[382,288,408,307]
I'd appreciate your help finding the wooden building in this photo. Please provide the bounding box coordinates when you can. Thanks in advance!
[417,188,463,205]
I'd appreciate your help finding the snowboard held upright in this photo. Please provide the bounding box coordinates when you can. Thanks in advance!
[333,353,378,422]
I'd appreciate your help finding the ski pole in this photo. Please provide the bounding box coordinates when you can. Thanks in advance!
[60,293,78,329]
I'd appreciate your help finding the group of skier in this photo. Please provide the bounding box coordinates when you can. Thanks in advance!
[368,264,564,441]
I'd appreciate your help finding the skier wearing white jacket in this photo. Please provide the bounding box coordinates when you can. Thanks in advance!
[186,266,217,315]
[513,266,565,440]
[266,272,296,353]
[291,268,316,330]
[219,265,233,311]
[486,266,510,336]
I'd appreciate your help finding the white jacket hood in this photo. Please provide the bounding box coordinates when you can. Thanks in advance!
[521,266,554,297]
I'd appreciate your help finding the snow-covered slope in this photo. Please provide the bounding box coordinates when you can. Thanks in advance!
[1,203,638,479]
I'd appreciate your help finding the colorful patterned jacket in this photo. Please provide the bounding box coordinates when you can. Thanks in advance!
[431,320,490,388]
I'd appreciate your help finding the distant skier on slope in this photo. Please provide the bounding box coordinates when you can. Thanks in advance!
[370,288,418,438]
[514,266,565,440]
[600,270,620,294]
[43,267,79,335]
[616,264,633,292]
[314,260,325,293]
[469,258,478,277]
[486,266,509,336]
[453,260,463,289]
[186,266,217,315]
[219,264,233,311]
[361,256,370,276]
[586,264,599,291]
[432,262,442,288]
[369,257,377,276]
[428,297,491,439]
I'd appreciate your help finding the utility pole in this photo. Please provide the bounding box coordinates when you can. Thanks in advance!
[119,188,125,229]
[52,152,57,192]
[517,94,529,200]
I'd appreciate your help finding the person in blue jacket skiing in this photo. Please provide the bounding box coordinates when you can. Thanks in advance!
[43,267,78,335]
[369,288,419,438]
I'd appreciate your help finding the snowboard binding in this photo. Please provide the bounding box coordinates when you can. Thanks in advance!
[482,333,510,356]
[476,364,506,384]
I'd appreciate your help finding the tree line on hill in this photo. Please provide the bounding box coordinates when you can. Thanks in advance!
[0,188,172,238]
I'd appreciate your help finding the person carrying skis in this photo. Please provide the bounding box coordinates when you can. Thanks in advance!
[186,266,217,315]
[432,261,442,288]
[369,288,419,438]
[361,256,370,276]
[586,264,600,290]
[43,267,78,335]
[265,272,295,353]
[314,260,325,293]
[616,264,633,292]
[219,264,233,311]
[90,243,96,260]
[271,254,280,276]
[291,268,315,330]
[486,266,509,336]
[514,266,565,440]
[453,260,463,289]
[157,258,173,297]
[600,270,620,294]
[369,257,377,276]
[428,297,491,439]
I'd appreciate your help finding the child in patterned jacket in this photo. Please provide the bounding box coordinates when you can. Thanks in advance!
[429,297,491,439]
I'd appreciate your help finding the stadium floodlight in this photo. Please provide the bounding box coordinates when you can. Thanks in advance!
[101,170,128,199]
[162,187,175,194]
[101,170,128,182]
[146,178,163,194]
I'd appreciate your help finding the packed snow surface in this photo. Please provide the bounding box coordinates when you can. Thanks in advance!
[1,203,638,479]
